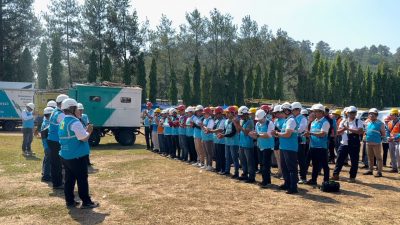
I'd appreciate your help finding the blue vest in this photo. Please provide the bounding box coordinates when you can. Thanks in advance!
[81,114,89,127]
[22,111,34,128]
[256,120,274,150]
[48,108,63,141]
[239,119,254,148]
[201,117,214,141]
[58,116,90,160]
[279,116,298,151]
[41,118,50,150]
[193,116,203,139]
[310,117,329,149]
[163,117,172,135]
[224,119,239,146]
[143,109,154,127]
[151,116,159,132]
[275,118,285,131]
[186,116,194,137]
[171,116,179,135]
[366,120,383,143]
[213,118,225,144]
[178,115,186,135]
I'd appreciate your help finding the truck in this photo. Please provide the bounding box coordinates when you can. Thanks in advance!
[0,82,35,131]
[68,83,142,146]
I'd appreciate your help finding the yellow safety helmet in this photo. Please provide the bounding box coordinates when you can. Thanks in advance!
[223,109,228,115]
[390,108,399,115]
[210,106,216,111]
[233,105,239,111]
[154,108,161,113]
[332,109,341,116]
[249,107,257,114]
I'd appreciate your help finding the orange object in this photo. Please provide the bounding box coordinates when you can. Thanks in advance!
[388,120,400,137]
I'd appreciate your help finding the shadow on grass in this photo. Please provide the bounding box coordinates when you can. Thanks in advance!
[68,207,109,225]
[91,143,146,151]
[357,180,400,192]
[338,189,372,198]
[298,188,340,204]
[23,154,41,161]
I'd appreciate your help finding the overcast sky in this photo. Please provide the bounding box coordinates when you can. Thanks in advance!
[34,0,400,53]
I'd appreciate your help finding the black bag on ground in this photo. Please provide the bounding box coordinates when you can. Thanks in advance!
[321,181,340,192]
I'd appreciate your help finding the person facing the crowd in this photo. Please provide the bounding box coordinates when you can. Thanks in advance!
[142,102,154,150]
[332,106,363,182]
[210,106,226,174]
[274,102,299,194]
[39,106,54,182]
[185,107,197,163]
[364,108,386,177]
[152,108,161,152]
[272,105,284,178]
[291,102,308,184]
[387,108,400,173]
[21,102,35,156]
[77,103,92,167]
[249,109,275,188]
[193,105,205,167]
[201,107,215,170]
[58,98,98,209]
[304,104,331,186]
[48,94,69,190]
[235,106,256,183]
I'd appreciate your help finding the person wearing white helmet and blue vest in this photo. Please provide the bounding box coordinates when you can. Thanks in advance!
[162,108,173,157]
[58,98,99,209]
[193,105,205,167]
[234,106,256,183]
[142,102,154,150]
[201,107,215,170]
[21,102,35,155]
[47,100,57,109]
[77,103,93,167]
[210,106,226,174]
[304,104,331,185]
[185,107,197,163]
[291,102,308,184]
[274,102,299,194]
[249,109,275,188]
[48,94,69,189]
[363,108,386,177]
[272,105,284,178]
[39,106,54,182]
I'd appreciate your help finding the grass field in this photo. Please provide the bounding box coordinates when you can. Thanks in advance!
[1,132,400,225]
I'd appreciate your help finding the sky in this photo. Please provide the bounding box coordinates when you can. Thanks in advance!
[34,0,400,53]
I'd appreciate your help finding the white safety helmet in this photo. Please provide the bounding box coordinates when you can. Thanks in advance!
[161,109,167,114]
[56,94,69,103]
[26,103,35,110]
[185,106,195,113]
[369,108,379,114]
[195,105,204,111]
[61,98,78,110]
[272,105,282,113]
[255,109,266,121]
[281,102,292,111]
[343,107,349,113]
[43,107,54,115]
[238,106,249,116]
[169,108,177,115]
[47,100,57,108]
[77,103,84,110]
[301,109,309,115]
[347,106,357,113]
[291,102,302,110]
[311,103,325,112]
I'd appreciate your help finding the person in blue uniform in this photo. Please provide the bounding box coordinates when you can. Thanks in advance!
[58,98,99,209]
[77,103,93,167]
[39,106,54,182]
[21,103,35,155]
[142,102,154,150]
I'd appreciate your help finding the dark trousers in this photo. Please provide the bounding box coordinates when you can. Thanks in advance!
[186,136,197,162]
[22,128,33,152]
[382,142,389,166]
[144,126,153,149]
[61,156,92,205]
[239,147,256,180]
[281,150,298,192]
[328,137,336,162]
[179,135,187,160]
[297,143,307,180]
[47,140,63,187]
[172,135,180,158]
[333,144,360,178]
[254,145,261,171]
[261,149,273,184]
[164,135,173,156]
[158,134,165,153]
[309,148,330,182]
[42,148,51,179]
[215,143,226,173]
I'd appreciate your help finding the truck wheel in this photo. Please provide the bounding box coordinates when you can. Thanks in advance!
[89,129,101,147]
[117,130,136,146]
[3,121,16,131]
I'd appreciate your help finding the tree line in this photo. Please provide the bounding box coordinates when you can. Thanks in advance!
[1,0,400,107]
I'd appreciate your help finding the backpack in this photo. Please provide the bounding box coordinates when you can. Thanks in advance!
[321,181,340,192]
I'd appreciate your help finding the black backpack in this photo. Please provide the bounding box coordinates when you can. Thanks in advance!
[321,181,340,192]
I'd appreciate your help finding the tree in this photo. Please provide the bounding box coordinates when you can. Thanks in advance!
[253,64,262,99]
[309,51,321,101]
[136,52,147,103]
[245,67,254,99]
[275,59,284,100]
[294,58,306,101]
[225,59,236,105]
[101,55,112,81]
[37,42,49,89]
[50,33,63,89]
[192,55,201,104]
[148,57,158,103]
[17,48,33,82]
[267,60,276,99]
[262,66,269,99]
[169,68,178,105]
[46,0,81,85]
[236,64,245,105]
[87,50,98,82]
[364,66,372,107]
[201,66,211,105]
[182,67,192,105]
